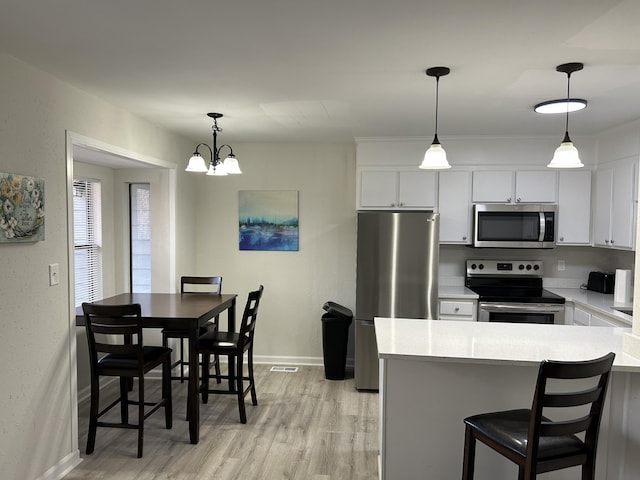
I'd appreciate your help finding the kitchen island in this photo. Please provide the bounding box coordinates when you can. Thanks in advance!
[375,318,640,480]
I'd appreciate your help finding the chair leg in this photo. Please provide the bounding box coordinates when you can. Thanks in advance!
[201,353,210,404]
[462,424,476,480]
[138,376,144,458]
[86,376,100,455]
[179,337,185,383]
[119,377,129,424]
[582,459,595,480]
[248,347,257,406]
[237,355,247,424]
[163,357,173,429]
[214,354,222,384]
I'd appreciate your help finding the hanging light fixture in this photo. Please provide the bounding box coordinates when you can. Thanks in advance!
[420,66,451,170]
[185,113,242,176]
[546,63,584,168]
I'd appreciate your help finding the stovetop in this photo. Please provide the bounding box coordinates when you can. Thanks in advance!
[465,259,566,305]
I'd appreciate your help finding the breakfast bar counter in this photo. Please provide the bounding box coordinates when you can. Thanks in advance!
[375,318,640,480]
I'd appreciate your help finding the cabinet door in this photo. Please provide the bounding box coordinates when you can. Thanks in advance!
[398,170,436,208]
[472,171,513,203]
[557,170,591,244]
[360,171,397,208]
[438,170,471,243]
[610,161,636,249]
[515,171,557,203]
[593,168,613,247]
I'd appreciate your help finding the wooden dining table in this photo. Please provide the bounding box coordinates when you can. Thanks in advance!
[76,292,238,444]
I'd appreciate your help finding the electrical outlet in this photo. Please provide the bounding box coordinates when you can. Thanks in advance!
[557,260,565,272]
[49,263,59,286]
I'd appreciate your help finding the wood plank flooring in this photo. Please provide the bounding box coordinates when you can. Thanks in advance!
[64,365,378,479]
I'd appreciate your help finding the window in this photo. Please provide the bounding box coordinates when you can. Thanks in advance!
[130,183,151,293]
[73,178,102,306]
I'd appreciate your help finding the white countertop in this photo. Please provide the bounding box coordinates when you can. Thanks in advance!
[547,287,633,326]
[374,317,640,372]
[439,285,478,299]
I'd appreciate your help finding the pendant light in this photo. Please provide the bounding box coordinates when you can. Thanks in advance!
[185,113,242,176]
[420,66,451,169]
[547,63,584,168]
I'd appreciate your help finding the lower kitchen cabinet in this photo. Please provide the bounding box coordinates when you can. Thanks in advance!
[570,303,628,328]
[438,299,477,321]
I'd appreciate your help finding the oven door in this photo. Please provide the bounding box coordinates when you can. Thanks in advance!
[478,302,565,324]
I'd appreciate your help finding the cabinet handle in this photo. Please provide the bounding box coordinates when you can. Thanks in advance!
[399,202,405,207]
[462,236,467,241]
[507,197,512,203]
[605,239,610,244]
[390,203,396,207]
[516,197,521,203]
[454,307,460,312]
[559,236,564,242]
[611,239,615,245]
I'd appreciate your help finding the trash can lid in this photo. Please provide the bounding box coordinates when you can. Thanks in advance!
[322,301,353,319]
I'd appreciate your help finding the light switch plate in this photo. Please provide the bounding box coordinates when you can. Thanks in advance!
[49,263,59,286]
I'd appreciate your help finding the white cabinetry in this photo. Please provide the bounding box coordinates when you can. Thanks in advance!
[359,169,436,209]
[438,299,477,321]
[438,170,471,244]
[472,170,557,203]
[557,170,591,245]
[593,159,637,249]
[571,304,627,328]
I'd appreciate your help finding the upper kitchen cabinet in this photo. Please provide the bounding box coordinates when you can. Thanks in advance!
[472,170,557,203]
[593,158,638,250]
[438,170,472,244]
[557,170,591,245]
[358,169,437,209]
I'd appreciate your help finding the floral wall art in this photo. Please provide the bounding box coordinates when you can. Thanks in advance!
[0,172,45,242]
[238,190,299,251]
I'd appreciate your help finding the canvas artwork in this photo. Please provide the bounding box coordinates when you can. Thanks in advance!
[0,172,45,243]
[238,190,299,251]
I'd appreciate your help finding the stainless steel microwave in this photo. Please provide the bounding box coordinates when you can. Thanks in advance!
[473,204,556,248]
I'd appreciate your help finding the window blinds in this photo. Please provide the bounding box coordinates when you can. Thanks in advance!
[73,178,102,306]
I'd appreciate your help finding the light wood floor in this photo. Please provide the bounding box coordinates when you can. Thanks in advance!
[64,365,379,479]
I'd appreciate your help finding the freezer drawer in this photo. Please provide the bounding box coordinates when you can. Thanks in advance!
[355,319,379,390]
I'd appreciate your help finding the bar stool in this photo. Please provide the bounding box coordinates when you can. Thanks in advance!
[462,352,615,480]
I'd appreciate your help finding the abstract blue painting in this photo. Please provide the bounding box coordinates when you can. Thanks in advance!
[239,190,299,251]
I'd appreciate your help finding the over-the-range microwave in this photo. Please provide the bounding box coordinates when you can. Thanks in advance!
[473,203,556,248]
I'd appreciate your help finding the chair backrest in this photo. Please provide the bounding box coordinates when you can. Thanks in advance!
[82,303,145,373]
[180,275,222,294]
[527,352,615,463]
[238,285,264,347]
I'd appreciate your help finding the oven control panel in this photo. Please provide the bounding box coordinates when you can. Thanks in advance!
[466,260,542,276]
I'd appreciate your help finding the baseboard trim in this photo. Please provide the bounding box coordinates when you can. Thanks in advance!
[36,450,82,480]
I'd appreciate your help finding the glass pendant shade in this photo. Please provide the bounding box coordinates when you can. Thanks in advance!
[548,138,583,168]
[185,153,208,172]
[420,139,451,169]
[223,155,242,174]
[206,163,228,176]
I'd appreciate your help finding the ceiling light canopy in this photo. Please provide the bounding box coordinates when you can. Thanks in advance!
[185,113,242,176]
[547,62,584,169]
[420,66,451,170]
[534,98,587,114]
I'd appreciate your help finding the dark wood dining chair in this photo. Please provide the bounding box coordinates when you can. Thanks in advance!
[199,285,264,423]
[82,302,173,458]
[162,275,222,382]
[462,351,615,480]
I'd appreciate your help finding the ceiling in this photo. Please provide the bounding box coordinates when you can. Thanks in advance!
[2,0,640,145]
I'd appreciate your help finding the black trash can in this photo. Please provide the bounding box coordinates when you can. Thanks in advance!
[321,301,353,380]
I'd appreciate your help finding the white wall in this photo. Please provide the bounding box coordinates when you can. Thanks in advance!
[191,143,357,364]
[0,53,196,480]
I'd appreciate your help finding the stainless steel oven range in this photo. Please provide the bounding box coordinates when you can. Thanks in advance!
[465,260,565,324]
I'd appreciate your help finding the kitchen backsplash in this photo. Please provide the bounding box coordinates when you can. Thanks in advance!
[439,244,635,289]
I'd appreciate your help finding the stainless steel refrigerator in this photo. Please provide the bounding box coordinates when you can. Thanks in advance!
[355,210,440,390]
